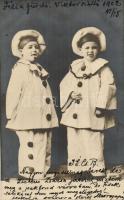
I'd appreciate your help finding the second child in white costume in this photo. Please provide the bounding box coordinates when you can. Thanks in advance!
[60,27,117,177]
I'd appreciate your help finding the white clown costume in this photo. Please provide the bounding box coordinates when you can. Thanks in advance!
[6,30,58,179]
[60,27,117,176]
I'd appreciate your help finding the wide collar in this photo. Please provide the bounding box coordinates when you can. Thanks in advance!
[70,58,109,78]
[17,59,49,78]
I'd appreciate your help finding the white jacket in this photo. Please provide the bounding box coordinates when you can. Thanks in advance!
[60,58,117,130]
[6,59,58,130]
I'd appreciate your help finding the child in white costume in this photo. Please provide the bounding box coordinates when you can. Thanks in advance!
[60,27,117,176]
[6,30,58,179]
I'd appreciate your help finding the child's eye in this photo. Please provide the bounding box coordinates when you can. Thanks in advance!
[92,46,98,49]
[28,45,39,49]
[35,46,39,49]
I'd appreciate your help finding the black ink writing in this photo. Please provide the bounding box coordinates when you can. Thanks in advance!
[102,0,122,7]
[54,0,100,8]
[3,0,51,14]
[105,7,121,17]
[2,0,122,18]
[3,174,124,200]
[102,0,122,17]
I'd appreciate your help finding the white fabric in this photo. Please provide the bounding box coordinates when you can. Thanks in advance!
[16,130,52,179]
[6,59,58,130]
[70,58,108,78]
[67,127,105,173]
[60,58,116,130]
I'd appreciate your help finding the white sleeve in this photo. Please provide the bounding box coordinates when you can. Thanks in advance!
[60,72,74,112]
[6,65,24,119]
[96,66,117,110]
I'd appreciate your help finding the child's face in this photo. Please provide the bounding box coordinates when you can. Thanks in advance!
[20,41,40,62]
[80,41,99,62]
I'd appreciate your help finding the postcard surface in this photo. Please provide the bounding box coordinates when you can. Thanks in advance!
[0,0,124,199]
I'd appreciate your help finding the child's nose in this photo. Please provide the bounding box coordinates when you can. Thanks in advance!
[32,46,37,51]
[88,48,93,52]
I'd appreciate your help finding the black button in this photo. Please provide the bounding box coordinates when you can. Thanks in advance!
[28,154,34,160]
[76,99,80,104]
[46,114,51,121]
[27,142,33,148]
[81,66,86,71]
[42,80,47,88]
[77,81,83,87]
[73,113,78,119]
[28,167,34,173]
[46,97,51,104]
[24,167,34,173]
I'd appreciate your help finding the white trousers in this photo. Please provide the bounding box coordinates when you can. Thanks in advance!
[16,130,52,179]
[67,127,105,173]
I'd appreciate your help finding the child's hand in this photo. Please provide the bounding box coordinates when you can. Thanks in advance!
[71,92,82,101]
[95,108,105,117]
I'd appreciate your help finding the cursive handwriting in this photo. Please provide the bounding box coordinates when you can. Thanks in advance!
[2,159,124,200]
[3,176,124,200]
[2,0,122,17]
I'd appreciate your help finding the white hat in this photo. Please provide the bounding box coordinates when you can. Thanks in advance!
[11,30,46,58]
[72,27,106,56]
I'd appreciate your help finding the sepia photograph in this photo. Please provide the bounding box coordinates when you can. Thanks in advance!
[0,0,124,199]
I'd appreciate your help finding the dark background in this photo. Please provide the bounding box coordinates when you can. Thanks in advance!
[0,0,124,179]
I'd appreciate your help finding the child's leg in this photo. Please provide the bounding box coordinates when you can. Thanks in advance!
[84,130,105,176]
[67,127,88,172]
[67,127,105,174]
[33,129,52,175]
[16,130,34,177]
[44,131,52,174]
[16,130,52,179]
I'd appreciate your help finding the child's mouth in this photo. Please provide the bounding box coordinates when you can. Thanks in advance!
[88,54,94,56]
[88,54,94,58]
[32,54,37,56]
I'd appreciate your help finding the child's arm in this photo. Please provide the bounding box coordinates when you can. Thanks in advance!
[60,72,82,113]
[95,66,117,114]
[61,91,82,113]
[6,65,24,119]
